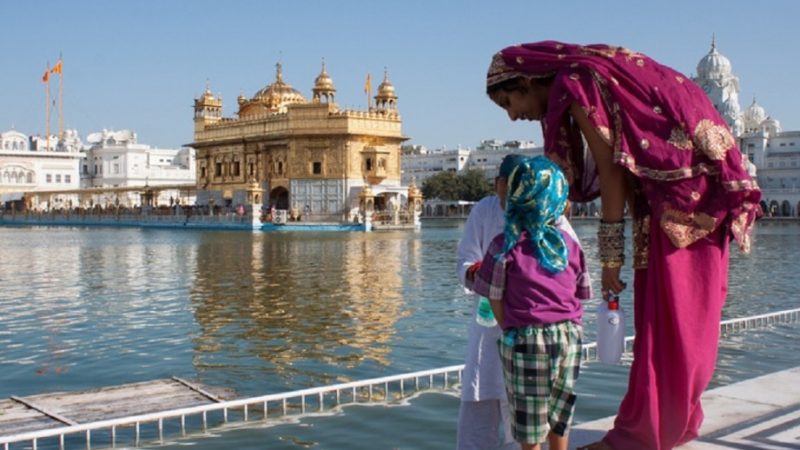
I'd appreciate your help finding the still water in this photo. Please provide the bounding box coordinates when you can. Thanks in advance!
[0,221,798,448]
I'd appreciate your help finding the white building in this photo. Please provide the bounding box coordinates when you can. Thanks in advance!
[694,39,800,217]
[81,129,196,206]
[401,139,541,186]
[0,129,84,207]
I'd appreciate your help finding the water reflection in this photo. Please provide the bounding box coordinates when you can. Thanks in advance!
[189,232,411,390]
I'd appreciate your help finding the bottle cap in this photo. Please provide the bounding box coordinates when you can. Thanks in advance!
[608,296,620,310]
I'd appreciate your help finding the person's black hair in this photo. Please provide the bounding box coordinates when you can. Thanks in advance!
[486,75,556,96]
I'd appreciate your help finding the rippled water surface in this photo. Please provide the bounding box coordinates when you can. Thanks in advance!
[0,221,797,448]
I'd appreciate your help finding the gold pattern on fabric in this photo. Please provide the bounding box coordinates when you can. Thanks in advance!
[675,76,685,83]
[653,106,662,114]
[633,215,650,269]
[580,46,618,58]
[659,204,718,249]
[731,210,752,254]
[569,73,581,81]
[723,178,760,191]
[691,191,701,201]
[640,138,650,150]
[668,127,694,150]
[693,120,735,161]
[636,59,645,67]
[486,53,517,87]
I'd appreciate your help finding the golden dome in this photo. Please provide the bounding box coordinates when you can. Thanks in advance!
[250,62,307,111]
[195,82,222,108]
[376,69,397,100]
[313,59,336,93]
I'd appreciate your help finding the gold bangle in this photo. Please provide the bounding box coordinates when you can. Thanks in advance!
[598,220,625,268]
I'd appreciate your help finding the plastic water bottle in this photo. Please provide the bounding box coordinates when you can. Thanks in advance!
[597,296,625,364]
[476,297,497,327]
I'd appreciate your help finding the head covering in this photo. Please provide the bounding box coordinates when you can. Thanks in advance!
[499,155,569,273]
[498,154,526,178]
[486,41,761,253]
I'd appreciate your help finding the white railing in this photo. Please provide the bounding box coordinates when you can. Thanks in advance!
[2,308,798,449]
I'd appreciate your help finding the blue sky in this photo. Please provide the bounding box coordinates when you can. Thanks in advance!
[1,0,798,150]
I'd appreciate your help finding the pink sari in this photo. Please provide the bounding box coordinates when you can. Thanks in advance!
[488,41,761,449]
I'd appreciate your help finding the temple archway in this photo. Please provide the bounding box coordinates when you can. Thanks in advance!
[270,186,289,210]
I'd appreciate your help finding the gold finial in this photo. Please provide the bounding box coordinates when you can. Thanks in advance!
[711,33,716,50]
[321,57,327,74]
[383,66,389,81]
[276,62,283,82]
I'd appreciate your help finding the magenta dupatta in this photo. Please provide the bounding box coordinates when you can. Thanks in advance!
[487,41,761,253]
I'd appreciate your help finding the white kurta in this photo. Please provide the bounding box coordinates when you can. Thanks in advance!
[456,196,581,401]
[456,195,506,401]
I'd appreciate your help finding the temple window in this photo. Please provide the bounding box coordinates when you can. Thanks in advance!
[313,162,322,175]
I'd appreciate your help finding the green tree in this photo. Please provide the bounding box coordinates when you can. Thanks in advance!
[421,171,460,200]
[421,169,493,201]
[459,169,493,201]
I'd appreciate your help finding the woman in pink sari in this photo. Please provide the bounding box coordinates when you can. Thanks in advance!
[486,41,761,450]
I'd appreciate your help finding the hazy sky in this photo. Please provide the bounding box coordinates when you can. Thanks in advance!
[2,0,798,150]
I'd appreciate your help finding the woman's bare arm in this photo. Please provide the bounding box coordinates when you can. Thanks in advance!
[569,102,627,295]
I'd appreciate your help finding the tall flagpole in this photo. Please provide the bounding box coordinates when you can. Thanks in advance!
[58,55,64,140]
[45,61,50,150]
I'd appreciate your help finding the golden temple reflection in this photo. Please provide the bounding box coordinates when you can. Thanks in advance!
[189,233,409,385]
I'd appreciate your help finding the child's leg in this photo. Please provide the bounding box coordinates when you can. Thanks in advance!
[547,430,568,450]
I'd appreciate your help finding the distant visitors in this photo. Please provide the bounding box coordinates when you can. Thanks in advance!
[486,41,762,450]
[466,156,590,450]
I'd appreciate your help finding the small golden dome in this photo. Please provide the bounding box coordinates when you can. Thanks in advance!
[376,68,397,100]
[195,81,222,108]
[313,59,336,93]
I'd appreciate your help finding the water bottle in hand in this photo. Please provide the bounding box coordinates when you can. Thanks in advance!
[597,296,625,364]
[476,297,497,327]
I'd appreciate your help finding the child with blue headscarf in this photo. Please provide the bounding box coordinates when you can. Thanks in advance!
[466,156,592,450]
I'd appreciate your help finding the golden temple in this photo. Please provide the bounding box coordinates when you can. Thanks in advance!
[190,62,422,226]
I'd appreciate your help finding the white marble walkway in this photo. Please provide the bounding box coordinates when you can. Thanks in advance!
[569,366,800,449]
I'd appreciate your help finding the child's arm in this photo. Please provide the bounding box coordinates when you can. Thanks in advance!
[471,235,508,327]
[489,298,504,326]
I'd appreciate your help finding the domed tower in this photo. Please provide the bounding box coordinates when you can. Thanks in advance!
[312,59,336,104]
[744,98,768,134]
[194,82,223,132]
[238,62,307,117]
[374,68,398,114]
[693,36,742,133]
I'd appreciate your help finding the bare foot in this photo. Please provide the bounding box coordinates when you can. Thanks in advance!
[577,441,614,450]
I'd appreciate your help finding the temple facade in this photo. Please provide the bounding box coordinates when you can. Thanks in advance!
[190,62,420,224]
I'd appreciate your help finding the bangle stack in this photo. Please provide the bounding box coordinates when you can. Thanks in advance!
[598,220,625,269]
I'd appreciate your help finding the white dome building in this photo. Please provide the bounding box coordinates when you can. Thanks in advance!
[693,37,743,134]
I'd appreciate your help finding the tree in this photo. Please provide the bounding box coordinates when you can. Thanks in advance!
[459,169,493,201]
[421,169,493,201]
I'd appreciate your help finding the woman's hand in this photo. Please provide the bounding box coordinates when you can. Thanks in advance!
[601,265,626,298]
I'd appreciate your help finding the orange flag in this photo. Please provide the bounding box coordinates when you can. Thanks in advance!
[50,60,63,75]
[364,73,372,95]
[42,69,50,83]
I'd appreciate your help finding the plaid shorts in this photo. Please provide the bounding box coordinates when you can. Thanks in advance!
[499,320,582,444]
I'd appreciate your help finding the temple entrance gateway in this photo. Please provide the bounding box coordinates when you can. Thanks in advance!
[270,186,289,210]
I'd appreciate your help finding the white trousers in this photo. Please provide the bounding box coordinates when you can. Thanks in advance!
[456,399,519,450]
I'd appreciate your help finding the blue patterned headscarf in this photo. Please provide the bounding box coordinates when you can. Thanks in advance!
[499,156,569,273]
